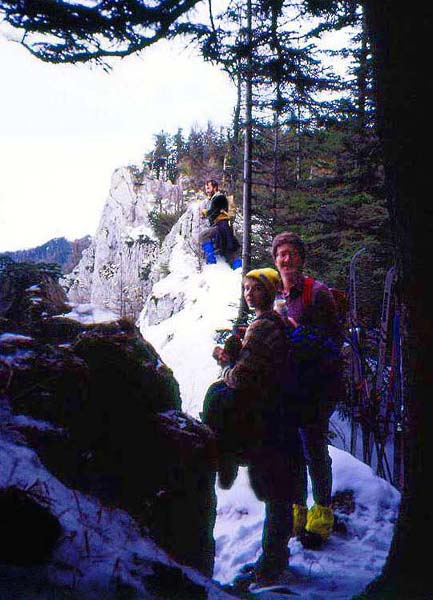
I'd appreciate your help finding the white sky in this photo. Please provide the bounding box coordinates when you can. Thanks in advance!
[0,33,236,252]
[0,8,353,255]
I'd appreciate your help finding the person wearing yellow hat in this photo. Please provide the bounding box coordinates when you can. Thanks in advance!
[202,267,304,588]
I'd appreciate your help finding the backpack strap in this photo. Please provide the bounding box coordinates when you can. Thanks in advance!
[302,275,316,307]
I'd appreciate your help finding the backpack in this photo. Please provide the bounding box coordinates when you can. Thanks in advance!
[279,279,346,422]
[226,194,237,224]
[302,275,348,326]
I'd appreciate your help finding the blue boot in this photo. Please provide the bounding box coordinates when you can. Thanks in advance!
[202,240,217,264]
[231,257,242,270]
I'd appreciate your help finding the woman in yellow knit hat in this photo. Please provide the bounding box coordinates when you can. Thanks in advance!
[202,267,304,589]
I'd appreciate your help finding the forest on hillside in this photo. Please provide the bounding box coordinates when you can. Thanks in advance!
[2,0,394,328]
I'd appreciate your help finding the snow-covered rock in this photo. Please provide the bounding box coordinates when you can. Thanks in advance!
[0,434,234,600]
[3,164,401,599]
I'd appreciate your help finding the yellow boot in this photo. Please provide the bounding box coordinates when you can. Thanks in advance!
[292,504,308,537]
[301,504,334,549]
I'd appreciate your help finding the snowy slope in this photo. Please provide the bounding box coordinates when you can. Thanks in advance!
[140,242,242,418]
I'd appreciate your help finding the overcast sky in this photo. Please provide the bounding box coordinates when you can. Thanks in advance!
[0,32,236,252]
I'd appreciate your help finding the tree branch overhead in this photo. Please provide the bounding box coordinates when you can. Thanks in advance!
[0,0,202,63]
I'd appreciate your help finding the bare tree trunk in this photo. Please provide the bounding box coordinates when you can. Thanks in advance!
[224,71,243,196]
[355,7,369,184]
[359,2,433,597]
[295,103,302,182]
[238,0,253,322]
[233,71,242,144]
[272,105,280,227]
[357,9,368,133]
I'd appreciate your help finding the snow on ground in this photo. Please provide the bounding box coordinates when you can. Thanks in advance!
[0,333,33,343]
[61,302,119,325]
[140,241,242,418]
[58,246,400,598]
[0,432,164,596]
[213,447,399,598]
[138,257,401,599]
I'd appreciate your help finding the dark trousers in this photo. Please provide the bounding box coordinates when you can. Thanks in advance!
[202,381,305,570]
[298,406,334,507]
[199,220,240,264]
[248,446,304,570]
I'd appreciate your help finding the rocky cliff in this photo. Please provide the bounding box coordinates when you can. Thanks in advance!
[63,168,199,320]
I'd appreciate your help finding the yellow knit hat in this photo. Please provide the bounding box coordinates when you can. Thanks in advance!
[245,268,281,295]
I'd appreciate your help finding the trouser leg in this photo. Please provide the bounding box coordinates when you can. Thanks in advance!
[201,382,239,489]
[199,225,218,264]
[301,415,332,507]
[261,499,291,570]
[247,447,296,573]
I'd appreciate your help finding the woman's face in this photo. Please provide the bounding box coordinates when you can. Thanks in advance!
[243,277,273,311]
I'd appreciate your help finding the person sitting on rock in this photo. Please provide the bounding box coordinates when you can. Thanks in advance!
[199,179,242,269]
[202,267,304,587]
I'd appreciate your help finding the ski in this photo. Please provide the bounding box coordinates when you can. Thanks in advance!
[374,266,396,400]
[370,265,396,480]
[390,295,405,490]
[347,247,367,458]
[347,252,404,486]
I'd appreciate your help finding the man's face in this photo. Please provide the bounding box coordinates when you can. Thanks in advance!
[205,182,216,197]
[274,243,303,278]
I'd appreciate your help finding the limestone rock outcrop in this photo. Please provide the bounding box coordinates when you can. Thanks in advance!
[63,168,198,319]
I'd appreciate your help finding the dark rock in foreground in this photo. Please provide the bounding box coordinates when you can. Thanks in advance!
[0,263,220,596]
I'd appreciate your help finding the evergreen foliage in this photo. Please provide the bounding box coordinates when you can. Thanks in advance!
[0,0,202,64]
[3,2,430,593]
[148,209,185,244]
[143,123,229,187]
[138,111,390,327]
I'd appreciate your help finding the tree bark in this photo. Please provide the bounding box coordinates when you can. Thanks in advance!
[360,2,433,598]
[238,0,253,322]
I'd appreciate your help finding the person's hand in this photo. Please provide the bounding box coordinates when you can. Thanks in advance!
[224,335,242,364]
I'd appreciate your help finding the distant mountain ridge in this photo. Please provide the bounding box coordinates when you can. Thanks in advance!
[1,235,92,273]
